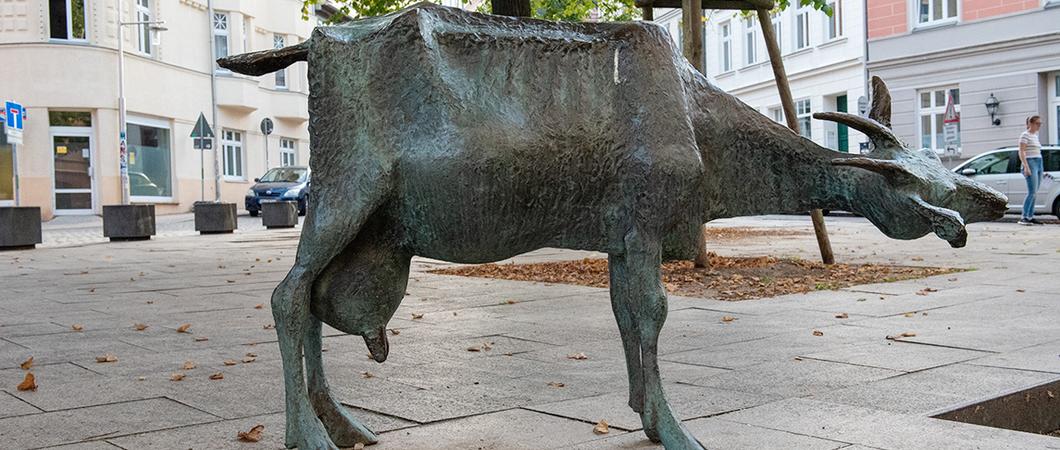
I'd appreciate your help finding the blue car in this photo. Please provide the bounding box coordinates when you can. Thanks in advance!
[245,166,310,216]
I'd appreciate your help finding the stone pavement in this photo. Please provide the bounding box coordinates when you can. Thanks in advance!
[39,213,299,248]
[1,216,1058,449]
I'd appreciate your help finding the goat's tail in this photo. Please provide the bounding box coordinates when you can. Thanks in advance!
[217,39,310,76]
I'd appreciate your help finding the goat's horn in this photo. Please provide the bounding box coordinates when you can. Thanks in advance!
[814,112,904,152]
[831,156,913,182]
[869,76,892,128]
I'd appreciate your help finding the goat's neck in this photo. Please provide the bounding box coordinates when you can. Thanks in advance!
[687,79,859,221]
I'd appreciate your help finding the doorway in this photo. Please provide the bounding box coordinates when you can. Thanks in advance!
[51,129,94,214]
[1049,72,1059,146]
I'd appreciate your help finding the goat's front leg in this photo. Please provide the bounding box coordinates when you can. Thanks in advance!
[610,231,705,450]
[609,253,644,414]
[305,316,379,447]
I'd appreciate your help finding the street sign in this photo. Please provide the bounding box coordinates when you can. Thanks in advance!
[190,112,215,138]
[5,101,25,145]
[260,117,274,136]
[943,94,959,124]
[193,137,213,150]
[857,96,868,117]
[942,93,959,146]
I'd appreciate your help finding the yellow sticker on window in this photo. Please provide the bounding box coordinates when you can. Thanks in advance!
[56,146,68,155]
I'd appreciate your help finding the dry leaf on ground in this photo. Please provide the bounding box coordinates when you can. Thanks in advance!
[812,330,824,337]
[237,424,265,442]
[224,360,238,366]
[134,323,148,331]
[242,355,256,363]
[182,361,196,370]
[209,372,224,380]
[17,373,37,391]
[567,352,588,360]
[547,382,565,388]
[388,329,400,336]
[263,324,275,330]
[246,352,258,358]
[170,373,186,381]
[194,336,209,342]
[254,303,264,309]
[71,324,84,331]
[593,420,610,435]
[361,371,374,379]
[721,315,736,322]
[176,323,191,333]
[95,354,118,363]
[835,313,849,319]
[20,356,33,370]
[411,313,424,320]
[886,332,918,340]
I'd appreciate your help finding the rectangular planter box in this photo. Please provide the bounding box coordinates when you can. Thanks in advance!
[262,201,298,229]
[102,205,156,241]
[0,207,43,250]
[194,202,237,234]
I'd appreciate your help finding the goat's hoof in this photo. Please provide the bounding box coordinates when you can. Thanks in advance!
[286,416,339,450]
[320,407,379,447]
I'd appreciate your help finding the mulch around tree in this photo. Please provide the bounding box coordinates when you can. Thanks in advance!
[430,253,961,301]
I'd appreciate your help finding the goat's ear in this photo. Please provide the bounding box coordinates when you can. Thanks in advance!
[869,76,892,129]
[832,157,915,183]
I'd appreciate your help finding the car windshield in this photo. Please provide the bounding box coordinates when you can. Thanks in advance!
[259,168,307,183]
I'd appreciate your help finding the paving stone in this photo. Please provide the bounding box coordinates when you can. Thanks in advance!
[527,382,778,431]
[0,398,213,448]
[800,340,989,372]
[372,408,606,449]
[0,390,41,419]
[968,340,1060,374]
[716,397,1060,450]
[687,358,900,398]
[569,416,851,449]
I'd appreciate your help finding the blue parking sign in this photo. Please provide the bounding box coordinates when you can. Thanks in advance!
[5,101,24,130]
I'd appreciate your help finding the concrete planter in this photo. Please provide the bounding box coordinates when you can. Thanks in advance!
[262,201,298,229]
[102,205,156,241]
[194,202,238,234]
[0,207,43,250]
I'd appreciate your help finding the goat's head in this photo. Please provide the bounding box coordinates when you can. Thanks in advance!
[816,77,1007,248]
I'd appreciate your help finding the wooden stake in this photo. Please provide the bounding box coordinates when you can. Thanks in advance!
[756,8,835,265]
[680,0,713,269]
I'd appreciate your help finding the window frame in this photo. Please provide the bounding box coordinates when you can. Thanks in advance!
[213,12,230,73]
[136,0,153,55]
[743,17,758,66]
[914,0,958,28]
[794,3,811,51]
[221,129,245,181]
[917,86,961,155]
[796,98,812,138]
[49,0,88,42]
[825,0,843,41]
[719,20,733,73]
[279,138,298,167]
[274,34,288,89]
[126,115,174,203]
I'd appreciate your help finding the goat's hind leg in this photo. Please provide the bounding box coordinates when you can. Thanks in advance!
[304,316,379,447]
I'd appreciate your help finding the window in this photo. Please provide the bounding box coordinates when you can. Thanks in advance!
[825,0,843,40]
[136,0,152,54]
[213,12,229,70]
[274,35,288,89]
[719,21,732,73]
[918,87,960,154]
[127,118,172,199]
[49,0,87,40]
[917,0,957,26]
[280,138,297,166]
[222,130,244,179]
[797,99,812,138]
[743,17,757,66]
[770,12,783,55]
[0,124,12,203]
[965,151,1018,175]
[768,106,784,124]
[795,4,810,50]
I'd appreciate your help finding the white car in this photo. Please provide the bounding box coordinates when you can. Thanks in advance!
[953,146,1060,218]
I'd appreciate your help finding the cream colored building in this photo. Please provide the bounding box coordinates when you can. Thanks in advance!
[0,0,315,219]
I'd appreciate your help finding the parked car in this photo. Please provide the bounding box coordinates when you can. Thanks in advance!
[953,146,1060,218]
[245,166,310,216]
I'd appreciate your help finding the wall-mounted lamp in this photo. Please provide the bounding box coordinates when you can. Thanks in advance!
[984,93,1001,126]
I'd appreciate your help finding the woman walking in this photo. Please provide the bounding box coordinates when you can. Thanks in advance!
[1017,115,1044,225]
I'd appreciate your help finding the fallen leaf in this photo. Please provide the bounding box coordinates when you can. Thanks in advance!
[182,361,196,370]
[903,312,915,318]
[567,352,588,360]
[20,356,33,370]
[263,324,275,330]
[411,313,424,320]
[547,381,565,388]
[505,299,519,305]
[721,315,736,322]
[209,372,224,380]
[812,330,824,337]
[89,288,96,293]
[176,323,191,333]
[361,371,374,379]
[170,373,186,381]
[834,313,849,319]
[134,323,148,331]
[911,257,924,261]
[467,346,482,352]
[353,443,365,450]
[137,376,146,381]
[226,280,235,284]
[793,357,803,361]
[194,336,209,342]
[17,373,37,391]
[388,328,400,336]
[593,420,610,435]
[95,354,118,363]
[224,360,238,366]
[254,303,264,309]
[901,332,917,337]
[245,352,258,358]
[237,424,265,442]
[146,300,154,304]
[886,332,918,340]
[1016,289,1025,293]
[71,324,84,331]
[242,355,256,363]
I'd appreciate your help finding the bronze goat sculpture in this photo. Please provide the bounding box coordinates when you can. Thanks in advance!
[219,4,1007,449]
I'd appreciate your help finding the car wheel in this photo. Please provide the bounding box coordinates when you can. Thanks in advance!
[249,210,259,217]
[1053,197,1060,219]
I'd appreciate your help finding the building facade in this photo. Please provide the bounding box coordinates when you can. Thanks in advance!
[866,0,1060,164]
[651,1,869,153]
[0,0,315,219]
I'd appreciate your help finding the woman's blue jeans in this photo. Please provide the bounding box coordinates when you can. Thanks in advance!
[1022,156,1043,219]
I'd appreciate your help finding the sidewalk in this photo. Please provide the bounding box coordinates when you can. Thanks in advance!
[1,216,1058,449]
[39,213,301,248]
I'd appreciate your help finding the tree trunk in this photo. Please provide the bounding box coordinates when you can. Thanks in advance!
[756,8,835,265]
[491,0,531,17]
